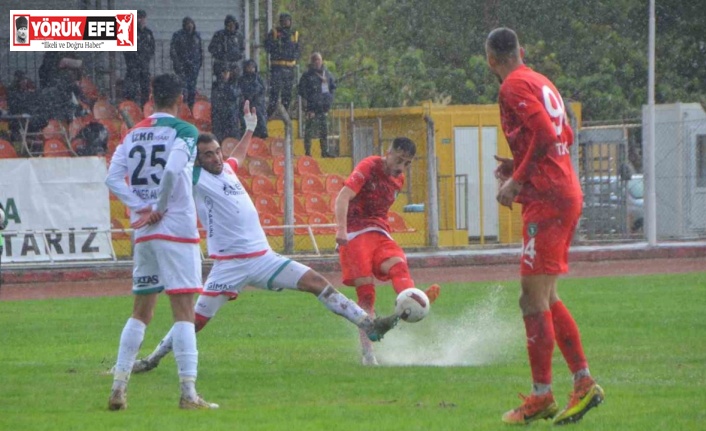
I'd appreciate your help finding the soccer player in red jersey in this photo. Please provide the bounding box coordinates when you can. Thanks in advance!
[485,28,604,425]
[334,137,440,366]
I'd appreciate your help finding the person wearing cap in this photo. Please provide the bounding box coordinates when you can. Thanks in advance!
[208,15,245,81]
[123,10,155,106]
[15,16,28,44]
[264,13,300,117]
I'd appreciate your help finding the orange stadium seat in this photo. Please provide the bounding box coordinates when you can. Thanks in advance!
[251,175,277,196]
[43,138,73,157]
[42,119,67,141]
[93,98,119,120]
[259,212,283,236]
[276,175,301,195]
[307,212,336,235]
[247,157,274,176]
[118,100,144,127]
[99,118,123,141]
[0,139,18,158]
[253,195,281,215]
[247,137,271,158]
[303,192,329,215]
[194,118,211,132]
[178,103,195,123]
[221,137,239,155]
[297,155,323,175]
[192,100,212,122]
[79,76,101,102]
[268,137,286,157]
[325,174,346,194]
[272,156,287,176]
[68,115,94,140]
[301,173,326,194]
[387,211,416,233]
[143,100,154,116]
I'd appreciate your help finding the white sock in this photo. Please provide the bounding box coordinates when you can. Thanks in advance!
[172,321,198,398]
[113,317,146,387]
[573,368,591,382]
[532,383,552,395]
[318,285,368,326]
[145,328,174,363]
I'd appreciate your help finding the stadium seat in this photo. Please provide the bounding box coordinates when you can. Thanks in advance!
[301,173,326,194]
[178,103,195,123]
[68,115,94,140]
[297,155,323,175]
[276,175,301,195]
[253,195,281,215]
[387,211,416,232]
[42,119,68,141]
[99,118,122,141]
[268,137,286,157]
[247,157,274,176]
[43,138,74,157]
[272,156,286,176]
[120,121,129,139]
[307,212,336,235]
[143,100,154,116]
[221,137,239,156]
[194,118,211,132]
[118,100,144,127]
[293,214,309,235]
[247,137,271,158]
[303,192,329,215]
[0,139,19,158]
[79,76,101,102]
[191,100,212,122]
[259,212,283,236]
[93,98,119,120]
[325,174,346,194]
[251,175,277,196]
[111,218,131,240]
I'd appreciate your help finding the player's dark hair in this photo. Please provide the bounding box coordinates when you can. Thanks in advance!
[392,137,416,157]
[486,27,519,62]
[197,132,218,146]
[151,73,183,109]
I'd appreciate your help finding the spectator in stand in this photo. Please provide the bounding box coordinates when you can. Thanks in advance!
[123,10,155,106]
[237,59,268,139]
[209,15,245,82]
[264,13,300,117]
[211,64,241,142]
[7,71,42,147]
[298,52,336,157]
[170,17,203,110]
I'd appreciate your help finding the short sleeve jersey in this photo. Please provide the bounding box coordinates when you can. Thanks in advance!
[111,114,199,243]
[193,158,270,259]
[344,156,403,233]
[499,65,581,202]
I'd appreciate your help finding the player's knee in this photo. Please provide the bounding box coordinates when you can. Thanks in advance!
[297,269,329,295]
[380,256,405,275]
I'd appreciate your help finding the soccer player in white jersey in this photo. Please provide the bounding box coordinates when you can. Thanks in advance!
[105,73,217,410]
[130,101,400,373]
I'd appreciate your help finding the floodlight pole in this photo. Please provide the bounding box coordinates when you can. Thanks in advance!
[646,0,657,245]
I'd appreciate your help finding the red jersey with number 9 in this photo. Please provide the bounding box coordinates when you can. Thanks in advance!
[344,155,404,233]
[499,65,582,203]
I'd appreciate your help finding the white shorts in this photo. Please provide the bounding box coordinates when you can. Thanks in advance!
[201,250,310,299]
[132,239,202,295]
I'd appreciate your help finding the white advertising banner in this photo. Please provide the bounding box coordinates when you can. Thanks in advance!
[0,157,112,262]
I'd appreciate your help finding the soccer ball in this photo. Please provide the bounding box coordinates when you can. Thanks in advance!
[395,288,430,323]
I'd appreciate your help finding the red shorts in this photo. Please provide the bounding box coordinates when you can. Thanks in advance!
[520,196,582,276]
[339,231,407,286]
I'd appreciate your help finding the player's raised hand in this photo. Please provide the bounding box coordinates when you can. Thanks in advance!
[494,155,514,181]
[131,206,164,229]
[243,100,257,132]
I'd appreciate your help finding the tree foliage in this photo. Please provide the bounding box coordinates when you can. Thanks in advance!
[274,0,706,121]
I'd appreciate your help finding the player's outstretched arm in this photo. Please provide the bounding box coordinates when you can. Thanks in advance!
[228,100,257,166]
[334,186,356,246]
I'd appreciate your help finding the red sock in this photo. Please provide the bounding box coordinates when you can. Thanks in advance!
[356,284,376,314]
[551,301,588,373]
[388,262,415,294]
[194,313,210,333]
[524,311,555,385]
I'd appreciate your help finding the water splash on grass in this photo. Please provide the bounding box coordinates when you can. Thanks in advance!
[376,285,520,366]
